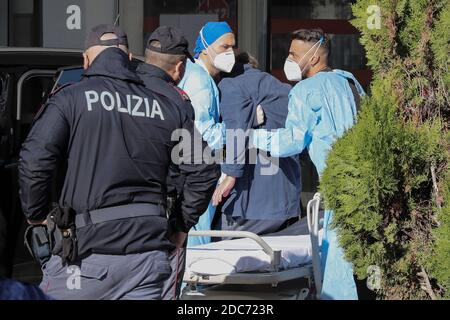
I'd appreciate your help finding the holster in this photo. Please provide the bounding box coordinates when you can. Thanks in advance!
[166,195,178,219]
[24,225,52,267]
[48,205,78,265]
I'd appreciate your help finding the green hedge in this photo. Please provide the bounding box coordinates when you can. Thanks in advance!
[320,0,449,299]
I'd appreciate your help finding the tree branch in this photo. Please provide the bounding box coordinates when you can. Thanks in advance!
[431,163,442,213]
[419,267,437,300]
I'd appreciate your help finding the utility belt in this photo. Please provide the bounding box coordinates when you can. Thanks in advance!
[24,203,165,266]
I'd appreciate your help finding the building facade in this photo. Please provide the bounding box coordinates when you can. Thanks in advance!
[0,0,371,85]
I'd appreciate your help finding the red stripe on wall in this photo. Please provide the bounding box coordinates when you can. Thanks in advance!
[144,17,237,34]
[271,19,359,35]
[144,17,160,33]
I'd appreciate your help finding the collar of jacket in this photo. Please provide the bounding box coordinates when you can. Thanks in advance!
[194,58,210,75]
[221,62,247,79]
[83,47,142,84]
[136,63,175,85]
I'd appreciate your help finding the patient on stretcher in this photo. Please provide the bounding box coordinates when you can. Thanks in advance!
[187,217,320,276]
[184,195,324,301]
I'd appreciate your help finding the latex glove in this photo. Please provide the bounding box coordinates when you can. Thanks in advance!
[212,175,236,206]
[256,105,266,126]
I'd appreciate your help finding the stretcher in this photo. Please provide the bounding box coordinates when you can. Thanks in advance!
[182,193,323,300]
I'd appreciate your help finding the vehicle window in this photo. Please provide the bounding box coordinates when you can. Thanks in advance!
[0,73,10,160]
[0,73,9,112]
[20,75,54,125]
[52,67,84,91]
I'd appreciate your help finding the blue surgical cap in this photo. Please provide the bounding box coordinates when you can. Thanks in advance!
[193,22,233,58]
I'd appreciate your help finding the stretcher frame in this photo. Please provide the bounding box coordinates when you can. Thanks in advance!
[183,193,323,299]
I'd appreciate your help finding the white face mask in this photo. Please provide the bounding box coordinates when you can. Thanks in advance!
[200,29,236,73]
[284,59,303,82]
[284,39,323,82]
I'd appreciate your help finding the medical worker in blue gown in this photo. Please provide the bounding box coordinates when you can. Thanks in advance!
[178,22,236,247]
[252,29,365,300]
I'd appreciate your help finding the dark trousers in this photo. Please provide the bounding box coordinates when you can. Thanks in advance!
[40,251,171,300]
[213,215,293,241]
[211,199,298,241]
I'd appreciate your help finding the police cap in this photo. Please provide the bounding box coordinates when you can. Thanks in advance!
[85,24,128,50]
[147,26,195,62]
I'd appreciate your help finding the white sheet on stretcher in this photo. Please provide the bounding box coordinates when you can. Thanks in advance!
[186,233,322,276]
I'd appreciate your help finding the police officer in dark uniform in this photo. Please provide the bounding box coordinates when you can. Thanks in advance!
[18,24,219,300]
[136,26,205,300]
[136,26,195,116]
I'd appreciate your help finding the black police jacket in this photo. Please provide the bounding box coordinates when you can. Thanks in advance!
[136,63,199,227]
[18,48,220,256]
[136,63,195,120]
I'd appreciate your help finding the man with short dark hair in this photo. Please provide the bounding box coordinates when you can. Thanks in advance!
[212,56,301,236]
[251,28,365,300]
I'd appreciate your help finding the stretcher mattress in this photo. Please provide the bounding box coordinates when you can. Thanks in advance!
[186,232,322,276]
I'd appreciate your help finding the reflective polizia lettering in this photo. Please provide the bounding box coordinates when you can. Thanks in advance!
[85,90,165,121]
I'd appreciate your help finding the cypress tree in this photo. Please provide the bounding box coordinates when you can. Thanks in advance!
[320,0,449,299]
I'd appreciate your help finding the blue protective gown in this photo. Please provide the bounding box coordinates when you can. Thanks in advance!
[179,59,225,151]
[179,59,224,247]
[252,69,365,300]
